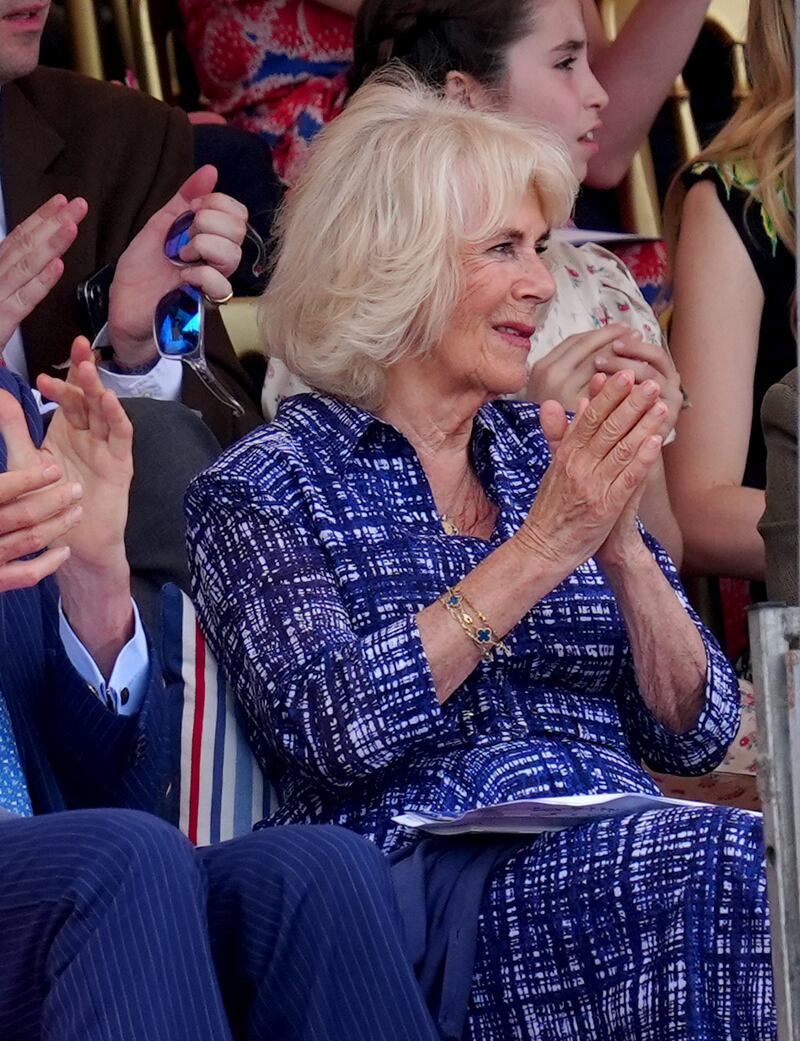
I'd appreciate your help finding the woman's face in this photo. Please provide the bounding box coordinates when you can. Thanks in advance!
[462,0,608,181]
[433,191,556,400]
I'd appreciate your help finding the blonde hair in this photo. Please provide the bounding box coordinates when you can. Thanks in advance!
[666,0,795,255]
[260,71,577,409]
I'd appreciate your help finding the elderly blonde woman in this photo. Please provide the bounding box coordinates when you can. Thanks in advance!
[261,0,685,563]
[186,79,773,1041]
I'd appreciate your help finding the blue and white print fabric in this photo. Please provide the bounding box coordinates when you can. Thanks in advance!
[186,393,773,1040]
[186,393,740,849]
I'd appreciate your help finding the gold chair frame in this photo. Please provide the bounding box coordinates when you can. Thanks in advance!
[63,0,135,80]
[130,0,186,104]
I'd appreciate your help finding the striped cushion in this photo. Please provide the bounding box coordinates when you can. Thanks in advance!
[161,583,276,845]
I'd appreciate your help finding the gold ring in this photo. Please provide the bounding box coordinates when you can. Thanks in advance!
[202,289,234,307]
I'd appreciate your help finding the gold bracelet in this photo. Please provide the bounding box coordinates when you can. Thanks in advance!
[440,585,511,659]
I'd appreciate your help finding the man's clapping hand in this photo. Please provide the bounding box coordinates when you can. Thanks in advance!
[0,338,135,677]
[0,194,87,352]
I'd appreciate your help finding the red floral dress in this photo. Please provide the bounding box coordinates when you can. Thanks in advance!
[179,0,354,185]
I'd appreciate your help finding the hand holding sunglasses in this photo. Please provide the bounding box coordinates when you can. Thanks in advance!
[103,167,264,415]
[154,209,267,417]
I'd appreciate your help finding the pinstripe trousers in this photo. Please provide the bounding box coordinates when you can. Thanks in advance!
[0,810,438,1041]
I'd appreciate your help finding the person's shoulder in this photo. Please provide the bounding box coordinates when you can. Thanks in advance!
[776,368,799,395]
[16,67,188,138]
[762,367,799,431]
[548,238,650,301]
[681,162,744,225]
[682,159,750,198]
[683,160,771,231]
[189,394,348,502]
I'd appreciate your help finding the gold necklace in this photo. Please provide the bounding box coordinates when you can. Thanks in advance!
[438,465,476,536]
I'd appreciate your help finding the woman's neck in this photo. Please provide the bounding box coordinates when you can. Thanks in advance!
[377,365,497,537]
[377,362,489,462]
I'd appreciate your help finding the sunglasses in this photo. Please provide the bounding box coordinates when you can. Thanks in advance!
[154,211,269,417]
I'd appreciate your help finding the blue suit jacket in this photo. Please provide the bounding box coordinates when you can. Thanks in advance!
[0,368,178,816]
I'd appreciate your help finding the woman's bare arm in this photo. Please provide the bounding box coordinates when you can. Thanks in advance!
[581,0,711,188]
[665,179,766,580]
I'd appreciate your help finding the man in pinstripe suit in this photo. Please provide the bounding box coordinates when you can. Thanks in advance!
[0,311,437,1034]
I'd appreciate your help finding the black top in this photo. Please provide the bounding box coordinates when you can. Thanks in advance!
[683,163,796,489]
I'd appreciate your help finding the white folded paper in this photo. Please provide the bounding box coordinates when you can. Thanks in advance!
[551,228,659,247]
[393,792,761,836]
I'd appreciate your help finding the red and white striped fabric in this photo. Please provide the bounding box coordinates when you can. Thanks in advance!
[162,584,275,845]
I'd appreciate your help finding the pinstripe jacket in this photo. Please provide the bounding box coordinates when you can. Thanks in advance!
[0,368,178,817]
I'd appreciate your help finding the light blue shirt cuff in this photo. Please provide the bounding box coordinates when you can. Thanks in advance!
[58,598,149,716]
[93,323,183,401]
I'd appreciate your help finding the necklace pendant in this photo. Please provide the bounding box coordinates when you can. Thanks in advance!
[440,514,459,536]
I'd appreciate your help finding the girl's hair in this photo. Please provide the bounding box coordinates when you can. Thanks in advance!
[348,0,537,96]
[666,0,795,255]
[260,71,576,410]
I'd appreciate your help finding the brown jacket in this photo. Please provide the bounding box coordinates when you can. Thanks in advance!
[1,66,262,446]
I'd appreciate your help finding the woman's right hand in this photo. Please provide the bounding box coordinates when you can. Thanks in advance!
[518,370,667,574]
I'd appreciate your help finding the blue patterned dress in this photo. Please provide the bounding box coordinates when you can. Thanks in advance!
[186,393,774,1040]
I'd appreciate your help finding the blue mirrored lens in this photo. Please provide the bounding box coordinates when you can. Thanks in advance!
[154,285,202,357]
[164,210,195,263]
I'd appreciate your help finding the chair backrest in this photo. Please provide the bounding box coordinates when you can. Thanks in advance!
[63,0,102,79]
[109,0,137,74]
[598,0,750,236]
[130,0,198,106]
[160,583,276,845]
[221,299,263,358]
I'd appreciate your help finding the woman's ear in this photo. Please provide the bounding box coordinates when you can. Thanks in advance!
[444,70,485,109]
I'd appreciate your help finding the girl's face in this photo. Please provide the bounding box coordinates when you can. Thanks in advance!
[503,0,608,180]
[449,0,608,182]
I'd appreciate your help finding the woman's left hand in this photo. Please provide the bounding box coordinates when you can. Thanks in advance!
[107,164,248,369]
[539,372,661,569]
[593,330,683,432]
[587,370,664,568]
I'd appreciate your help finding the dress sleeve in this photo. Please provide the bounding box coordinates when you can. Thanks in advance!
[527,241,664,371]
[616,532,742,776]
[185,466,459,790]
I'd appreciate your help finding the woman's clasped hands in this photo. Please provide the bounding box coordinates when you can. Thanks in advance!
[519,369,670,575]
